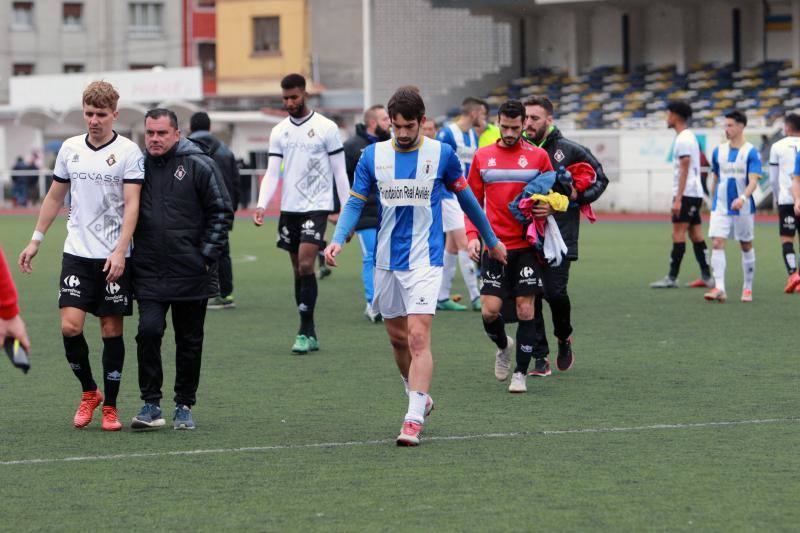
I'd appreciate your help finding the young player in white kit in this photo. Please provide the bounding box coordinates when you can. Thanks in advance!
[704,110,762,303]
[768,113,800,293]
[18,81,144,430]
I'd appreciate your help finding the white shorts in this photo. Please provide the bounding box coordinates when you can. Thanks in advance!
[709,210,754,242]
[441,197,465,232]
[372,266,443,319]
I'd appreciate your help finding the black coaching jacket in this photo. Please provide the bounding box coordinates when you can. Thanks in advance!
[132,138,233,301]
[188,130,241,211]
[343,123,387,230]
[524,127,609,261]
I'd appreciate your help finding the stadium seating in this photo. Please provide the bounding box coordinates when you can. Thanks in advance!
[477,60,800,129]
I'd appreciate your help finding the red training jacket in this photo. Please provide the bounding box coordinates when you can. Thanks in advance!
[0,247,20,320]
[465,140,553,250]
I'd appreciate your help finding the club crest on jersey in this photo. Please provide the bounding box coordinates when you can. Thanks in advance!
[307,129,315,138]
[72,153,80,163]
[554,149,565,162]
[518,155,529,168]
[106,154,116,166]
[424,160,432,174]
[174,165,186,180]
[488,157,497,167]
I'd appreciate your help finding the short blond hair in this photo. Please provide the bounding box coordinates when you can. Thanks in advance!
[82,81,119,111]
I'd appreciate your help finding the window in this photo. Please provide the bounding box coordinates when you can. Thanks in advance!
[198,42,216,77]
[62,2,82,27]
[253,17,280,54]
[63,64,84,73]
[129,2,163,33]
[13,64,34,76]
[12,2,34,29]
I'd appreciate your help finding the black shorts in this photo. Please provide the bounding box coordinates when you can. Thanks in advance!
[276,212,329,253]
[59,253,133,316]
[480,248,543,299]
[671,196,703,225]
[778,205,799,237]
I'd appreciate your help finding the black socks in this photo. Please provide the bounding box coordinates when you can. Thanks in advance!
[297,274,317,338]
[63,332,96,392]
[102,336,125,408]
[482,316,508,349]
[668,242,686,279]
[514,319,537,374]
[692,240,711,278]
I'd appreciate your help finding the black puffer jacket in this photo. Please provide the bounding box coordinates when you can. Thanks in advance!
[524,127,609,261]
[343,123,385,230]
[188,130,241,211]
[132,138,233,301]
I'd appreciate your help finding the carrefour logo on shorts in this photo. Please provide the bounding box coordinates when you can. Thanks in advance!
[63,275,80,287]
[106,282,120,295]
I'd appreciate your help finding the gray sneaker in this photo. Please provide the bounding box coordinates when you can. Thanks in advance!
[650,276,678,288]
[173,404,195,430]
[494,336,514,381]
[131,403,165,429]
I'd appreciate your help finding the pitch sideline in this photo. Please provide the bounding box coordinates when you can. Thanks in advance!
[1,417,797,467]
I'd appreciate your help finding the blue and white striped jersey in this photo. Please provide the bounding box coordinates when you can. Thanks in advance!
[351,137,466,270]
[711,141,762,215]
[436,123,478,199]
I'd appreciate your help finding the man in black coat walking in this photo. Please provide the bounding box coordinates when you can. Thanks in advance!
[522,96,609,376]
[130,108,233,431]
[188,111,241,309]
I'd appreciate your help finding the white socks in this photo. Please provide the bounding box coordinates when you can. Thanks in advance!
[742,249,755,291]
[711,249,726,292]
[458,250,480,301]
[405,391,428,424]
[711,248,756,292]
[438,252,458,301]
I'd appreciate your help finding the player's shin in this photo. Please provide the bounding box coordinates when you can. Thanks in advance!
[101,335,124,407]
[482,315,508,349]
[514,319,536,374]
[64,332,96,392]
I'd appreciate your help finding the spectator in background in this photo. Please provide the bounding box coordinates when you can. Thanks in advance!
[188,112,240,310]
[477,100,501,147]
[11,156,28,207]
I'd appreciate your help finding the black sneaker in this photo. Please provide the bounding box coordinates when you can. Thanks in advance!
[529,356,551,377]
[556,336,575,372]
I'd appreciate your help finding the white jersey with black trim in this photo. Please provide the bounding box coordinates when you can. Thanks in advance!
[672,128,703,198]
[268,111,344,213]
[769,135,800,205]
[53,132,144,259]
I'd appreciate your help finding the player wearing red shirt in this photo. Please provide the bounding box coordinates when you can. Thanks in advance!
[466,100,553,393]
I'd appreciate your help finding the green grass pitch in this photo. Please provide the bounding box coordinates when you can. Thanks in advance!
[1,214,798,531]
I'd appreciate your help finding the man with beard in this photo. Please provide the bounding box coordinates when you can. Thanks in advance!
[435,97,486,311]
[325,87,505,445]
[466,99,553,393]
[253,74,350,354]
[343,104,392,322]
[521,96,609,376]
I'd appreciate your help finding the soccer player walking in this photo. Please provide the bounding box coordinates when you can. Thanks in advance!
[704,111,762,303]
[467,100,553,393]
[18,81,143,431]
[768,113,800,293]
[253,74,350,354]
[521,96,609,375]
[650,101,714,289]
[325,87,505,446]
[435,97,486,311]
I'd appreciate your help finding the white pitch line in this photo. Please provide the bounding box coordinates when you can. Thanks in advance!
[1,417,797,467]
